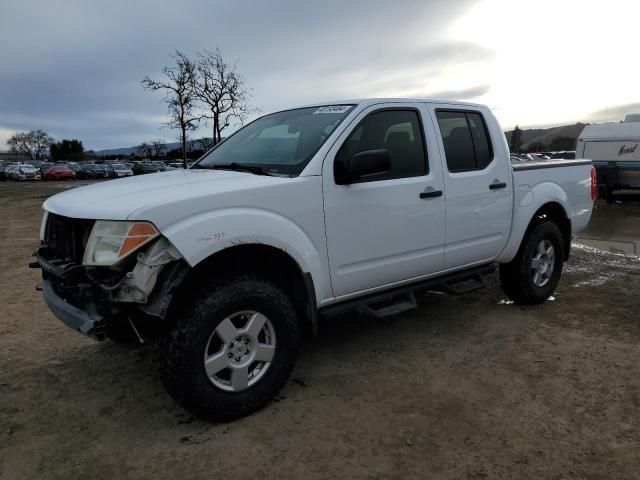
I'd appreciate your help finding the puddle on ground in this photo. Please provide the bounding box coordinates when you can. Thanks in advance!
[574,194,640,257]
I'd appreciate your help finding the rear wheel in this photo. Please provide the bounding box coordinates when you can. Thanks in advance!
[500,221,564,305]
[160,275,299,422]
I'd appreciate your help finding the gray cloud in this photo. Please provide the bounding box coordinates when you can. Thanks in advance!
[584,103,640,123]
[0,0,482,149]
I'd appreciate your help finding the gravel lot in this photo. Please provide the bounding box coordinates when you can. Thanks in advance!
[1,181,639,480]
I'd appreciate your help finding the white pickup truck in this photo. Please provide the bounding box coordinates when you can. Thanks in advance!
[35,99,596,421]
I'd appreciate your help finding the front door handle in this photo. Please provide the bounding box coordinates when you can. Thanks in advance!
[489,181,507,190]
[420,189,443,199]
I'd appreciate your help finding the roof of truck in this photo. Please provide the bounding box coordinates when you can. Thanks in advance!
[294,98,487,109]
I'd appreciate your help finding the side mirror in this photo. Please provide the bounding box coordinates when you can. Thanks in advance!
[336,148,391,184]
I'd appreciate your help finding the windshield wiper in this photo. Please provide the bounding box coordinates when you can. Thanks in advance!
[207,162,273,176]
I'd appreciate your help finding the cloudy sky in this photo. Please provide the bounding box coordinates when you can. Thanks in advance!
[1,0,638,151]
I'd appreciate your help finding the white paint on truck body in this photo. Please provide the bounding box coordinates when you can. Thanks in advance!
[42,98,594,307]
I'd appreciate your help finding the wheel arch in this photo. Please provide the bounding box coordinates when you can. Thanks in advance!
[499,198,572,263]
[169,244,319,337]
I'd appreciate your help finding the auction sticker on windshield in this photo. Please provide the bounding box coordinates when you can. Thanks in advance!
[313,105,352,114]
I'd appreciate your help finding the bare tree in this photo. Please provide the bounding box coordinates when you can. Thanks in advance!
[7,130,54,159]
[142,51,199,168]
[194,49,253,145]
[137,139,167,161]
[194,136,214,152]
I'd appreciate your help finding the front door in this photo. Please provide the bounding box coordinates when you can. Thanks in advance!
[322,103,446,298]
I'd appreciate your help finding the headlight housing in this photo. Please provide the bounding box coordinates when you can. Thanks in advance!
[83,221,159,266]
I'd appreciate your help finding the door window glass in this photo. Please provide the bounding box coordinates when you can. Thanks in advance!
[335,109,428,182]
[436,110,494,172]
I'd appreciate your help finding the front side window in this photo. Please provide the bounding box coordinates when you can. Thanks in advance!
[436,110,494,172]
[335,109,428,182]
[197,105,355,176]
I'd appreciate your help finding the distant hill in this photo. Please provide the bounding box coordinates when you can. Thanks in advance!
[505,123,588,151]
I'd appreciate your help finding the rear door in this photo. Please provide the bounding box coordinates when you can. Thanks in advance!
[322,103,446,297]
[429,105,512,269]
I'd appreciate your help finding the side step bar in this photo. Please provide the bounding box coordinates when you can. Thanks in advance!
[321,264,495,319]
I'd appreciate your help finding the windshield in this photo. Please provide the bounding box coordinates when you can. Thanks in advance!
[197,105,355,176]
[112,164,126,170]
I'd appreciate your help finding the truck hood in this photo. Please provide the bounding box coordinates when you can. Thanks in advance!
[43,169,289,224]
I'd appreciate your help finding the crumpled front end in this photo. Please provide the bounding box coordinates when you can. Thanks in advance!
[36,212,187,341]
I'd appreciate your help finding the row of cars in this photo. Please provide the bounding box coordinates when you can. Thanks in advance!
[510,151,576,163]
[1,160,187,181]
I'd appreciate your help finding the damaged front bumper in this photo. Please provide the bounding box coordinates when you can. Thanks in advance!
[41,279,105,340]
[34,237,188,341]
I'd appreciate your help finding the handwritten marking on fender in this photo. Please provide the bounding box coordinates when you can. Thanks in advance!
[197,233,225,242]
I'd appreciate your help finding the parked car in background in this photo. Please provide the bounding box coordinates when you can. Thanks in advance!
[107,163,134,178]
[43,165,76,181]
[26,160,44,170]
[165,162,184,170]
[531,153,550,160]
[39,163,55,176]
[66,162,82,174]
[132,162,163,175]
[7,163,41,181]
[0,163,16,180]
[151,161,167,172]
[550,151,576,159]
[4,164,18,179]
[78,164,109,179]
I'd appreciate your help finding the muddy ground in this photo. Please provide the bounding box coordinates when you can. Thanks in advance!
[1,181,639,480]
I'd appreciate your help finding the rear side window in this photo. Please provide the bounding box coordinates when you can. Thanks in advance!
[436,110,494,172]
[336,109,428,182]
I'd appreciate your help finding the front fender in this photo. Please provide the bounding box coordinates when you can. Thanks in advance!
[497,181,570,263]
[159,207,331,301]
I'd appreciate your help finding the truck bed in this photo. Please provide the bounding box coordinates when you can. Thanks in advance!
[511,159,592,171]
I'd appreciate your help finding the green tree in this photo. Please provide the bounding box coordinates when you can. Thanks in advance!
[509,125,523,153]
[525,141,547,153]
[548,136,576,151]
[50,139,85,161]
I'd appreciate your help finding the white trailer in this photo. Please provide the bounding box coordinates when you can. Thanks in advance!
[576,114,640,197]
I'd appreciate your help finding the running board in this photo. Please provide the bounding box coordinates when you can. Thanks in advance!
[320,264,495,319]
[432,270,488,296]
[357,291,417,318]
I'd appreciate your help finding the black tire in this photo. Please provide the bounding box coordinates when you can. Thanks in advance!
[159,275,299,422]
[500,221,564,305]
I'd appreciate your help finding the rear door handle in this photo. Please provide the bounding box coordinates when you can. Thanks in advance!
[420,189,443,199]
[489,182,507,190]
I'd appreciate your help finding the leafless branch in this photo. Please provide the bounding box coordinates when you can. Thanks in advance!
[142,51,200,168]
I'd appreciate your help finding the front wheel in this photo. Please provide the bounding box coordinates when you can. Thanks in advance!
[160,275,300,422]
[500,221,564,305]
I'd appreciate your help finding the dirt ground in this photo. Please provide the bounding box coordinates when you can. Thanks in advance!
[1,180,639,480]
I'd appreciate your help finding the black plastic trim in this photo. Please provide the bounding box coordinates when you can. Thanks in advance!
[41,279,104,341]
[304,272,319,335]
[420,190,443,198]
